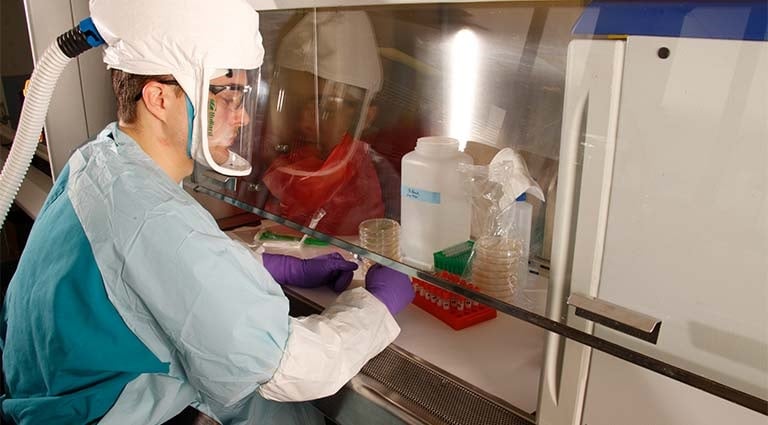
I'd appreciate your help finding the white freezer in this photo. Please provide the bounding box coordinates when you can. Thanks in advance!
[539,36,768,425]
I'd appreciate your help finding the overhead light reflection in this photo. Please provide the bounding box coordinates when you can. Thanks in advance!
[449,28,479,151]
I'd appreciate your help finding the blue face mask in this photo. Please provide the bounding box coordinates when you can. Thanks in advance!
[185,94,194,158]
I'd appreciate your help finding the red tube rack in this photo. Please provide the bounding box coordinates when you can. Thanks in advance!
[412,271,497,330]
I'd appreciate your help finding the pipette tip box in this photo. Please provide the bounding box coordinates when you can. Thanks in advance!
[433,240,474,276]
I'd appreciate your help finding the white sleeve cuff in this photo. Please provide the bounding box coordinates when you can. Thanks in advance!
[258,287,400,401]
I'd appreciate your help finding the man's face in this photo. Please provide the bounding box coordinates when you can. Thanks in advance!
[298,80,361,156]
[207,70,252,165]
[265,69,364,158]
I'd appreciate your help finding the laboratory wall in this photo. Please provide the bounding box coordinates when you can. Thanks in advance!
[24,0,116,179]
[1,0,34,131]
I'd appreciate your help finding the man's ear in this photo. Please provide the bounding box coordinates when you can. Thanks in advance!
[140,81,173,122]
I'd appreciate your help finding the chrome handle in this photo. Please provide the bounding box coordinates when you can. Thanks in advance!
[544,90,589,402]
[567,293,662,344]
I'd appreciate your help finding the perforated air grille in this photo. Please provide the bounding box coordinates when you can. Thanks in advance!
[361,348,534,425]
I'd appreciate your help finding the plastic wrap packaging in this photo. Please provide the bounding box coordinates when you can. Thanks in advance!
[459,149,544,305]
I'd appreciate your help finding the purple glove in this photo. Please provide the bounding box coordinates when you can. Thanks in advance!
[365,264,415,316]
[262,253,358,293]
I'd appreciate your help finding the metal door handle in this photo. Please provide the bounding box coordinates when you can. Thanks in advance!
[543,90,589,402]
[567,293,662,344]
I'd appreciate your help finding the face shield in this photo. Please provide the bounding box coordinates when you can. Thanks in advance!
[264,67,367,158]
[200,68,260,175]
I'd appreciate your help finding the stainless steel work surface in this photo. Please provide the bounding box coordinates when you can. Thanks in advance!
[227,226,547,416]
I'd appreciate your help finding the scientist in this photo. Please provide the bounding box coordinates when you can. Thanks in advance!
[0,1,414,424]
[259,11,394,236]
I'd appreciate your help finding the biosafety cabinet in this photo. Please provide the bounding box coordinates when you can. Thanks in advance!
[12,0,768,424]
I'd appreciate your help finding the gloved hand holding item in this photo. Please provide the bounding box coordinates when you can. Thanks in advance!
[365,264,415,315]
[263,253,358,292]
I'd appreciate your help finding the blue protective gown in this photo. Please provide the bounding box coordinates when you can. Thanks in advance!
[0,123,327,424]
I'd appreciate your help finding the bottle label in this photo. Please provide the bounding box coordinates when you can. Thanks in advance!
[401,185,441,204]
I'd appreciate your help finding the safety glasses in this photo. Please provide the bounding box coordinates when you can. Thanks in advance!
[133,80,253,112]
[209,84,253,111]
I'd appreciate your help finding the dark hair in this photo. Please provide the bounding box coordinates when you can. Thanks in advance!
[111,69,181,123]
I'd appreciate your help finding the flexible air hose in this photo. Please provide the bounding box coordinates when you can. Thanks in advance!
[0,44,70,228]
[0,19,103,229]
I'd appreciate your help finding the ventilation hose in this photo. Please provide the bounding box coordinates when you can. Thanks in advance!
[0,18,104,228]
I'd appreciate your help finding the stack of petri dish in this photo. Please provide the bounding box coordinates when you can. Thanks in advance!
[358,218,401,269]
[469,235,524,303]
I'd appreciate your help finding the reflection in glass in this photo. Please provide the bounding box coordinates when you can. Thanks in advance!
[449,28,479,149]
[257,10,389,236]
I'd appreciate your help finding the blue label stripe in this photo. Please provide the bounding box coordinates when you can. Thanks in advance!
[573,1,767,41]
[402,185,441,204]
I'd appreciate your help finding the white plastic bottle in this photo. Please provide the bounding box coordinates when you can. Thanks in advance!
[400,136,473,270]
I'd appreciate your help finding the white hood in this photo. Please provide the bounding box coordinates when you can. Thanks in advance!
[277,10,382,93]
[89,0,264,175]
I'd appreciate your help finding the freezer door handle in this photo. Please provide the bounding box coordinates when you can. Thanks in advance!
[567,293,662,344]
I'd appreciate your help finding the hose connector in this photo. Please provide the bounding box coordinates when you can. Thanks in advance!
[57,17,105,58]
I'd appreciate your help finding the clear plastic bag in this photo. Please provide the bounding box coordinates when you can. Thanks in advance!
[459,162,532,306]
[458,163,504,239]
